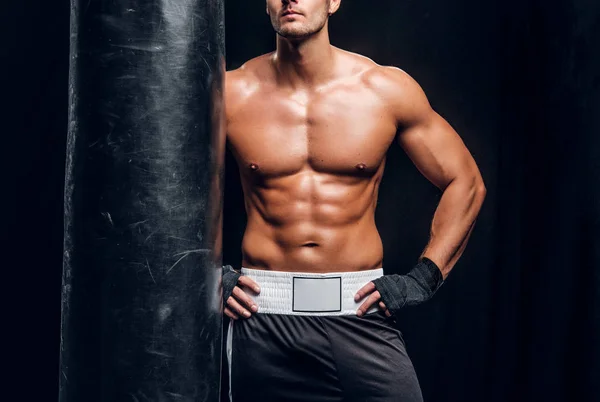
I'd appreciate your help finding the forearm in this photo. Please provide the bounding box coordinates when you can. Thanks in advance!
[420,176,486,279]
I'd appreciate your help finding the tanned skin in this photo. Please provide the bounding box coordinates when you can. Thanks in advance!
[224,0,486,320]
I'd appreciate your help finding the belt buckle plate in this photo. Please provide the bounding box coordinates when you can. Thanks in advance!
[292,276,342,313]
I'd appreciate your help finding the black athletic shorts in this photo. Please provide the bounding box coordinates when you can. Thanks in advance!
[226,268,423,402]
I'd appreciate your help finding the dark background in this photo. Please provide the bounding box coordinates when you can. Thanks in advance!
[3,0,599,401]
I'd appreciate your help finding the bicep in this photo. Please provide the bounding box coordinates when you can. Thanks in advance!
[382,68,479,190]
[397,111,477,191]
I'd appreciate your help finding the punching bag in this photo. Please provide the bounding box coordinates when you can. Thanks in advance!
[59,1,225,401]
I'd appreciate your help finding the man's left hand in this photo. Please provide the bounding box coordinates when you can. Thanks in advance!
[354,257,445,318]
[354,281,392,317]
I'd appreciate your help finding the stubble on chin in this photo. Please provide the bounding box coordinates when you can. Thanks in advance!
[275,20,326,40]
[277,26,310,39]
[272,8,329,40]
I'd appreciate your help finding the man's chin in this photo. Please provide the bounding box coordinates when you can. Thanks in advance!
[277,29,312,40]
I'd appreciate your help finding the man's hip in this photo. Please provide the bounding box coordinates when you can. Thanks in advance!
[226,268,423,402]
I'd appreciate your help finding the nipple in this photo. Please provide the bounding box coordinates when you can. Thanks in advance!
[355,163,367,171]
[248,163,260,172]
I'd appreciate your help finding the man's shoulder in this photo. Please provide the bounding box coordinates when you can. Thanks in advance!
[359,65,429,116]
[226,53,274,86]
[225,53,274,116]
[338,51,431,123]
[361,64,418,97]
[335,48,419,96]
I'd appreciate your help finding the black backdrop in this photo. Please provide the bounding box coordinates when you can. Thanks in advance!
[3,1,599,401]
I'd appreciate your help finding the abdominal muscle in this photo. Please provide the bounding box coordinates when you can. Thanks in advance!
[239,171,385,273]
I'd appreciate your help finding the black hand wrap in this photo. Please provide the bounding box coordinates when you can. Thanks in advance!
[372,257,444,317]
[222,265,241,305]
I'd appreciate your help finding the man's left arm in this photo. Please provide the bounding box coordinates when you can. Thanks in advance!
[356,67,486,316]
[390,69,487,279]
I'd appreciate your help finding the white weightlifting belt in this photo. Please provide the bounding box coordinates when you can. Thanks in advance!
[240,267,384,316]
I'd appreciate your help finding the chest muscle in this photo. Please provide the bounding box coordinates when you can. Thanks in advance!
[227,86,397,178]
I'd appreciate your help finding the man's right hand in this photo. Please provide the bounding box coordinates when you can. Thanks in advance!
[222,265,261,320]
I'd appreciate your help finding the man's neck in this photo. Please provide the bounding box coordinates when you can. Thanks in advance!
[272,28,335,89]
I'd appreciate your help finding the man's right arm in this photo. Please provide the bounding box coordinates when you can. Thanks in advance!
[222,68,262,321]
[222,266,261,320]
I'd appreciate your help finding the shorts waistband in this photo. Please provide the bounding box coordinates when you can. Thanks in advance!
[240,267,384,316]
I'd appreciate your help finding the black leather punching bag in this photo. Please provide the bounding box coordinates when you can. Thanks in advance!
[59,1,225,401]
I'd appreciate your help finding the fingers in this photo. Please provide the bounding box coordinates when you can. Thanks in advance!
[224,306,239,320]
[355,282,392,318]
[223,275,260,320]
[227,296,252,318]
[354,281,376,302]
[356,290,381,317]
[225,286,259,320]
[238,276,261,294]
[232,286,258,313]
[379,301,392,317]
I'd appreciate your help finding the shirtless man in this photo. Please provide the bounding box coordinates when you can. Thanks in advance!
[222,1,486,401]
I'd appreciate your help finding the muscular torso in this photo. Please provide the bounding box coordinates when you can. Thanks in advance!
[226,50,399,273]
